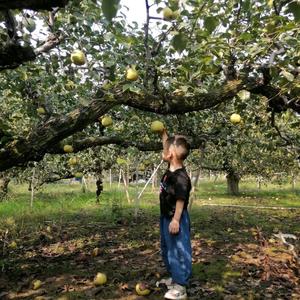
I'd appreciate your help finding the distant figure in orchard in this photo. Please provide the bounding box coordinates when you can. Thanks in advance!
[157,128,192,300]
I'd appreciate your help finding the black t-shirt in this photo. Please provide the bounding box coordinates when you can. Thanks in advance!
[160,167,191,218]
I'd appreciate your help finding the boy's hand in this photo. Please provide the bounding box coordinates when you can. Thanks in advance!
[169,218,180,234]
[160,128,167,138]
[161,128,168,146]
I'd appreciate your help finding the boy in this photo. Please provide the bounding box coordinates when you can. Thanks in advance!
[158,129,192,300]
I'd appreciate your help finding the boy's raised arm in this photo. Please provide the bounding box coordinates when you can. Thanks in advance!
[161,128,168,149]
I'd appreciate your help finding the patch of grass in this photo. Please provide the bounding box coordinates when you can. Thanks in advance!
[192,257,242,283]
[193,179,300,207]
[193,258,228,282]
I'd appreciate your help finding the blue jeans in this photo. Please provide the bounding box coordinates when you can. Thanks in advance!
[160,210,192,286]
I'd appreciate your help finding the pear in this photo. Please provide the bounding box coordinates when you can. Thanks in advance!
[63,145,74,153]
[126,67,138,81]
[136,283,151,296]
[36,107,46,114]
[101,116,113,127]
[32,279,42,290]
[91,247,100,257]
[230,113,242,124]
[151,120,164,133]
[65,80,76,90]
[163,7,175,20]
[68,157,78,166]
[70,50,86,65]
[93,273,107,286]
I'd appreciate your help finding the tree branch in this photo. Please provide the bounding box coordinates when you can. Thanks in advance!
[270,111,293,145]
[0,101,114,171]
[143,0,151,89]
[118,79,247,114]
[49,133,209,154]
[0,32,64,71]
[198,165,224,172]
[0,73,298,172]
[4,10,17,41]
[0,0,69,10]
[188,2,207,39]
[0,42,36,70]
[34,33,64,55]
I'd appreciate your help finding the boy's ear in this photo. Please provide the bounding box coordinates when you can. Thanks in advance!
[166,150,172,159]
[168,146,176,158]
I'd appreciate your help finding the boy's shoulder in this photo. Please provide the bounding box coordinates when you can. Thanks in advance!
[172,167,191,182]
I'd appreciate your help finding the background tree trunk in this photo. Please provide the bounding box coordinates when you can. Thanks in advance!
[257,176,262,190]
[189,168,201,212]
[96,171,103,204]
[226,172,240,195]
[0,176,10,200]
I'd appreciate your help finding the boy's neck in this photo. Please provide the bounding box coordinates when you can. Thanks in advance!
[168,160,184,172]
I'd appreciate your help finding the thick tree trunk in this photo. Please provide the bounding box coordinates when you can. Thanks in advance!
[0,177,10,200]
[226,172,240,195]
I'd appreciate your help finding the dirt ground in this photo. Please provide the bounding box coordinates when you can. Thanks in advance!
[1,207,299,299]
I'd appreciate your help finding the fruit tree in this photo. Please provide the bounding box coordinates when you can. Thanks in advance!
[0,0,299,174]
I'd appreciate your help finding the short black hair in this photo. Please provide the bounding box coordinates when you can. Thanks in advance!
[166,136,190,160]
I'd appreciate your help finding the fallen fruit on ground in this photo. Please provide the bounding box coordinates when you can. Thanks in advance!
[8,241,17,249]
[63,145,74,153]
[151,120,164,133]
[70,50,86,65]
[92,247,100,257]
[56,296,69,300]
[230,113,242,124]
[136,283,151,296]
[32,279,42,290]
[93,272,107,285]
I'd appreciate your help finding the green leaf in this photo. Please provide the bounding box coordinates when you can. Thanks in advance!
[172,33,188,53]
[204,16,219,34]
[201,55,213,64]
[117,157,127,165]
[287,1,300,22]
[102,0,120,22]
[280,70,294,82]
[239,32,253,42]
[122,84,131,92]
[242,0,250,12]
